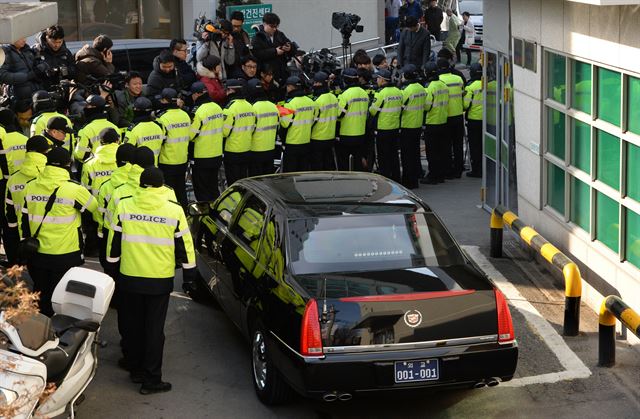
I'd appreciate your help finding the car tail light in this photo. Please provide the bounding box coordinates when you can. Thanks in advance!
[300,299,323,356]
[495,289,515,344]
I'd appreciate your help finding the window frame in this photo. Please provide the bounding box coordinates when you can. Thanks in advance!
[228,193,269,257]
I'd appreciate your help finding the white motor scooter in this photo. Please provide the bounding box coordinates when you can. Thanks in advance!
[0,267,114,418]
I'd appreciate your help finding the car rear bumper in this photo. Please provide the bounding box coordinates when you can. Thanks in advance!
[268,333,518,398]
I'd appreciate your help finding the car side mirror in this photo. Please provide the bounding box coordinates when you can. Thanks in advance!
[189,202,211,217]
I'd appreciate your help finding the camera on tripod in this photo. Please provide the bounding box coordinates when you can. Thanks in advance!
[332,12,364,37]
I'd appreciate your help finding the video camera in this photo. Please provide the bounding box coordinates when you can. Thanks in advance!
[332,12,364,37]
[301,48,341,76]
[193,14,224,40]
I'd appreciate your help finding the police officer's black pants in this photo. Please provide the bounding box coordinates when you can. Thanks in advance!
[447,115,465,177]
[27,252,83,317]
[282,143,311,173]
[310,140,336,171]
[159,163,188,208]
[249,150,275,177]
[119,290,170,384]
[400,128,421,189]
[224,151,250,186]
[376,130,401,182]
[3,227,19,266]
[425,124,447,182]
[192,157,222,202]
[81,212,99,257]
[335,135,365,171]
[467,119,483,175]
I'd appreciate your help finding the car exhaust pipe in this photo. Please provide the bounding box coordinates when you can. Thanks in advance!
[486,378,500,387]
[338,392,352,401]
[473,380,486,389]
[323,392,338,402]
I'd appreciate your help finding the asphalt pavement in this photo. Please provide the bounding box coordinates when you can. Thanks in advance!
[80,174,640,419]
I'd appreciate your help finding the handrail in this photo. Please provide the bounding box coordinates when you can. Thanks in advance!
[490,205,582,336]
[598,295,640,367]
[326,37,381,52]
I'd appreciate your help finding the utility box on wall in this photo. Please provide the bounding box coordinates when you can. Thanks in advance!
[0,2,57,43]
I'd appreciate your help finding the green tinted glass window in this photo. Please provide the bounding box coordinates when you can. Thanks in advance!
[572,60,591,114]
[626,209,640,268]
[570,118,590,174]
[547,163,565,214]
[627,142,640,202]
[597,68,621,126]
[548,108,565,159]
[570,176,590,232]
[547,52,566,104]
[596,130,620,190]
[596,192,619,253]
[628,77,640,135]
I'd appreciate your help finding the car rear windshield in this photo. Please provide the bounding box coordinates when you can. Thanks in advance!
[287,213,466,275]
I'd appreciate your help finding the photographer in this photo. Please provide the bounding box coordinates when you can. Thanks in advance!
[32,25,76,91]
[0,37,44,106]
[196,20,236,80]
[75,34,116,85]
[251,12,296,86]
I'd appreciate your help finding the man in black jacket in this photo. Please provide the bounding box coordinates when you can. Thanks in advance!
[251,12,296,86]
[425,0,444,40]
[169,39,197,88]
[32,25,76,91]
[0,37,46,106]
[397,16,431,70]
[144,50,186,107]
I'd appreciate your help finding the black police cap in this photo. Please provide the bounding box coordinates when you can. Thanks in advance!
[26,135,51,153]
[85,94,106,108]
[342,68,358,79]
[374,69,392,81]
[158,88,178,101]
[285,76,302,87]
[47,116,73,134]
[116,143,136,165]
[402,64,417,75]
[133,146,155,169]
[313,71,329,83]
[190,81,207,94]
[140,167,164,188]
[133,96,153,111]
[46,146,71,167]
[225,79,245,90]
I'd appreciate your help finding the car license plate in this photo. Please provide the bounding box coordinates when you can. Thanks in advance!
[394,359,439,383]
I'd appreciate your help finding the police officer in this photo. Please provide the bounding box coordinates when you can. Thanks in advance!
[336,68,369,171]
[421,61,450,185]
[0,108,28,175]
[21,147,98,316]
[30,91,75,153]
[438,58,466,178]
[248,79,278,177]
[280,76,316,172]
[222,79,256,184]
[81,127,120,196]
[156,88,191,208]
[74,95,119,164]
[43,116,74,149]
[96,143,135,273]
[369,69,403,182]
[189,81,224,201]
[310,71,339,171]
[125,97,165,164]
[5,136,50,265]
[106,167,196,394]
[400,64,427,189]
[464,63,483,178]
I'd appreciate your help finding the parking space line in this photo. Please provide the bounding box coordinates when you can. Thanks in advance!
[462,246,592,387]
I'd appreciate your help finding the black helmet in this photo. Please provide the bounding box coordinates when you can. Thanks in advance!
[470,62,483,77]
[133,96,153,112]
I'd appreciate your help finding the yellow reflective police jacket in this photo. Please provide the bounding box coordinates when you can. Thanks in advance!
[251,100,279,152]
[21,165,98,254]
[223,99,256,153]
[157,108,191,165]
[81,143,118,196]
[74,117,119,162]
[5,151,47,231]
[464,79,483,121]
[401,83,427,129]
[3,131,28,176]
[106,186,196,279]
[190,101,224,159]
[125,120,165,165]
[338,86,369,136]
[30,112,75,152]
[280,95,316,145]
[95,162,131,238]
[425,79,450,125]
[370,86,403,130]
[311,92,339,141]
[439,72,465,117]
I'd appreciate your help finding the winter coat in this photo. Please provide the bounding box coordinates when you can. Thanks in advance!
[398,26,431,69]
[175,58,197,89]
[75,45,115,85]
[32,32,77,90]
[195,37,235,80]
[250,25,294,85]
[144,56,179,99]
[444,14,462,54]
[425,6,444,35]
[196,63,226,105]
[0,44,41,103]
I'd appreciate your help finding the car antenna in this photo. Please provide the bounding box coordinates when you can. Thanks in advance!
[321,276,328,323]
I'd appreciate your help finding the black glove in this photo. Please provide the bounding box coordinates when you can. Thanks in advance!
[33,61,50,79]
[182,268,197,296]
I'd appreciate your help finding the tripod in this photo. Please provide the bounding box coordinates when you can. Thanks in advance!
[340,32,354,69]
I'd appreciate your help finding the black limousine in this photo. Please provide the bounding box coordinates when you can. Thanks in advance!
[187,172,518,404]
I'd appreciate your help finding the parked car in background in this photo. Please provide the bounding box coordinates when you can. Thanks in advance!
[458,0,483,50]
[188,172,518,405]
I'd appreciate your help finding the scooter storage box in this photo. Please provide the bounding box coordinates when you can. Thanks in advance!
[51,267,115,322]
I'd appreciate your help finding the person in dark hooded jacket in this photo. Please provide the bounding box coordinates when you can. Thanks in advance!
[250,12,296,86]
[75,34,116,85]
[32,25,76,91]
[144,50,182,105]
[0,37,45,105]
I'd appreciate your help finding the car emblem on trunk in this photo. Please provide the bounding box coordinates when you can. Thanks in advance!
[404,310,423,328]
